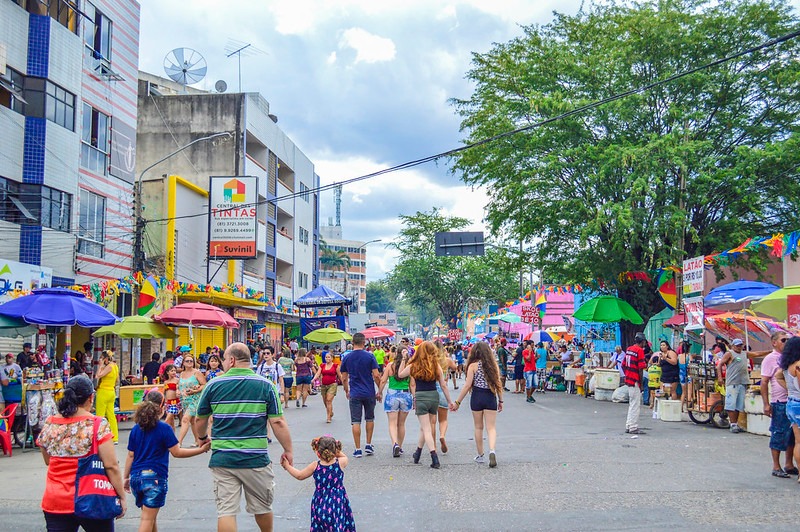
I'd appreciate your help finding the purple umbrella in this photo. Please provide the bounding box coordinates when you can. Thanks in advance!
[0,288,118,327]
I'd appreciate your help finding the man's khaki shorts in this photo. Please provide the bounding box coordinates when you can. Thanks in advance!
[211,465,275,516]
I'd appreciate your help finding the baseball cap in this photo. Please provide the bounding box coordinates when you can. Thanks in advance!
[634,332,646,342]
[732,338,744,346]
[178,345,192,352]
[23,342,32,348]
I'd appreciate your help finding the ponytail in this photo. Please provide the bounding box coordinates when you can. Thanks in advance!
[57,374,94,417]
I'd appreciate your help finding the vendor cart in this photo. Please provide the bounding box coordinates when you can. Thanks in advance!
[686,362,729,428]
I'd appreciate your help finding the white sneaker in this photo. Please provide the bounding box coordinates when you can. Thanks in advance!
[474,454,486,464]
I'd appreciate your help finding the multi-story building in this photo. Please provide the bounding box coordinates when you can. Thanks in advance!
[319,224,370,314]
[136,71,319,345]
[0,0,140,349]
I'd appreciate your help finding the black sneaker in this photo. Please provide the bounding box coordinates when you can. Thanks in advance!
[392,443,400,458]
[412,447,422,464]
[430,451,440,469]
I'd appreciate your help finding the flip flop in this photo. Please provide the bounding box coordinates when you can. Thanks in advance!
[784,467,799,475]
[772,469,790,478]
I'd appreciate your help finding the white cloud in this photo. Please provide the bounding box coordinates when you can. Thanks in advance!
[326,51,337,64]
[339,28,397,64]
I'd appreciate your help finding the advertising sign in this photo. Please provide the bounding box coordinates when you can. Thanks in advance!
[300,317,347,337]
[684,296,705,331]
[787,295,800,330]
[208,176,258,259]
[521,306,537,324]
[448,329,462,341]
[682,256,705,298]
[0,259,52,303]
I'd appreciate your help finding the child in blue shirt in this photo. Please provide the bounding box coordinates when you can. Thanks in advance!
[123,390,210,531]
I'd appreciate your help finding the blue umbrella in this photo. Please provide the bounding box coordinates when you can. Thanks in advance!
[704,280,779,350]
[485,331,498,339]
[0,288,119,326]
[704,280,779,306]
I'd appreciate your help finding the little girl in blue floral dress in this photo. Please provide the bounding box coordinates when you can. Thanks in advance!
[282,435,356,531]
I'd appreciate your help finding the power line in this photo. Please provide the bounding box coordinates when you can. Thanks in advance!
[143,27,800,226]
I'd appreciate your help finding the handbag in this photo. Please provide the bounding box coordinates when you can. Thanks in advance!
[74,416,122,520]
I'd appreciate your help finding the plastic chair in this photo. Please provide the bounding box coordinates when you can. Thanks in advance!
[0,403,19,457]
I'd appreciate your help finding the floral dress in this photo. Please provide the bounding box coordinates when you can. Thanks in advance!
[178,373,202,416]
[310,459,355,531]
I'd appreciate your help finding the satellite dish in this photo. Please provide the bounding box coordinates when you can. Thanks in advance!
[215,80,228,93]
[163,48,207,87]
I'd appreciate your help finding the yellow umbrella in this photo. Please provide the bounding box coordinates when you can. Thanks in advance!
[94,315,176,339]
[304,328,352,344]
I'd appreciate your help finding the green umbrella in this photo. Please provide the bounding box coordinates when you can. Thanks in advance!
[751,285,800,321]
[497,313,521,323]
[573,295,644,324]
[93,315,176,339]
[304,328,352,344]
[0,314,37,338]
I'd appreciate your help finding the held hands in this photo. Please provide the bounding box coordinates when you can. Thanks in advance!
[117,498,127,519]
[200,440,212,452]
[123,478,131,493]
[280,451,294,468]
[449,401,458,412]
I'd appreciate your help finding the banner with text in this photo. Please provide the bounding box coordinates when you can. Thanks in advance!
[788,295,800,331]
[208,176,259,259]
[0,259,52,303]
[684,297,705,331]
[682,256,705,298]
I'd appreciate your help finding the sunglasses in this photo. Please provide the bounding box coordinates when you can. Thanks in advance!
[780,338,788,343]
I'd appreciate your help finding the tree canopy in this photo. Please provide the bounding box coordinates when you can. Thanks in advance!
[449,0,800,328]
[365,280,396,313]
[387,209,521,326]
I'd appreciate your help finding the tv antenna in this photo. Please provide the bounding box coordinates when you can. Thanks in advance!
[164,48,207,91]
[225,39,266,92]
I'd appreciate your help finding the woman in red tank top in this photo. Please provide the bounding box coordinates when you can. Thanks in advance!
[313,352,343,423]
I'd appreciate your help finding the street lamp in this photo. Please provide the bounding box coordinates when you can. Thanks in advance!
[132,132,233,273]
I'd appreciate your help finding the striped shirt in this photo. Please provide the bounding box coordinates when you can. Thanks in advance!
[197,367,283,469]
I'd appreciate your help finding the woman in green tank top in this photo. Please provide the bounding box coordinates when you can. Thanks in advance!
[379,347,415,457]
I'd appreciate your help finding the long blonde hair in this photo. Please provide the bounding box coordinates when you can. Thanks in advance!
[410,341,438,382]
[434,340,449,371]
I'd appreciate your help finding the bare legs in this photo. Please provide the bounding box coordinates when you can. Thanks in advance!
[472,409,498,457]
[396,411,408,448]
[416,413,436,451]
[387,411,399,446]
[323,391,335,422]
[218,513,272,532]
[351,420,374,450]
[178,414,198,446]
[437,407,449,453]
[138,506,159,532]
[300,384,310,406]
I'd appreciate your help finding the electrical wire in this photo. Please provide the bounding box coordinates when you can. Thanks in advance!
[143,27,800,226]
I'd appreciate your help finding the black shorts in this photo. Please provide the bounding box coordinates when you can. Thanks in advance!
[661,372,679,384]
[349,396,376,424]
[470,387,498,412]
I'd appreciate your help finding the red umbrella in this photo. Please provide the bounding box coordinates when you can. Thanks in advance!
[155,302,239,328]
[663,307,722,328]
[360,327,395,339]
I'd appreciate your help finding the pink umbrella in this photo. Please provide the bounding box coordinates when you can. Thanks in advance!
[360,326,395,339]
[155,302,239,328]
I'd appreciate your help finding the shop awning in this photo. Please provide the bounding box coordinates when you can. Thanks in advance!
[177,291,269,309]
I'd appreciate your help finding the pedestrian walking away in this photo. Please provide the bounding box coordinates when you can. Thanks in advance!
[124,390,210,532]
[37,375,127,531]
[398,341,454,469]
[761,331,797,478]
[340,333,382,457]
[379,347,414,457]
[453,342,503,468]
[780,337,800,483]
[196,342,294,532]
[433,340,458,453]
[623,333,647,435]
[281,435,356,531]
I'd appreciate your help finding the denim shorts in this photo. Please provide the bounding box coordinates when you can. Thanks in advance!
[769,402,796,451]
[384,389,413,413]
[435,382,448,409]
[283,377,294,390]
[787,398,800,427]
[724,384,746,412]
[524,370,536,389]
[296,375,313,385]
[131,469,168,509]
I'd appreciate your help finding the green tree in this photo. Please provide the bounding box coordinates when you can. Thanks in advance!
[450,0,800,339]
[387,209,521,328]
[365,280,396,313]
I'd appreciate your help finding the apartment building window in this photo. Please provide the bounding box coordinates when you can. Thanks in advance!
[0,178,71,231]
[298,227,309,245]
[78,189,105,257]
[24,77,75,131]
[297,271,308,289]
[8,0,78,33]
[299,182,310,202]
[81,103,110,175]
[0,67,25,114]
[84,2,112,62]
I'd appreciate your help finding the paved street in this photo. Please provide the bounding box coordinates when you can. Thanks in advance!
[1,385,797,531]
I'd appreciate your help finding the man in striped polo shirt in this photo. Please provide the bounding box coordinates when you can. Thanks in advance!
[196,342,293,532]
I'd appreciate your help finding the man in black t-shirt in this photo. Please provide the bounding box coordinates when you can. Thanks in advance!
[16,342,37,371]
[142,352,161,383]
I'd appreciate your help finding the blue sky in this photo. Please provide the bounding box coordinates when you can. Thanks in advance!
[138,0,585,281]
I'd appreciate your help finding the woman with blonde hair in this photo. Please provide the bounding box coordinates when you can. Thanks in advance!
[433,340,457,453]
[95,350,120,443]
[453,341,504,468]
[398,341,454,469]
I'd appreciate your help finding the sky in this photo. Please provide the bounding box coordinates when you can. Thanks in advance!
[138,0,585,282]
